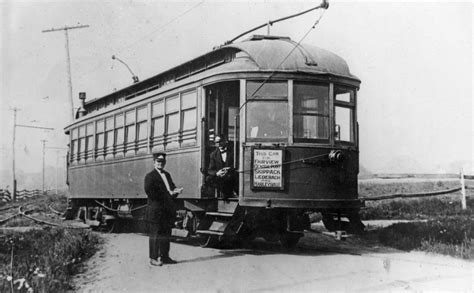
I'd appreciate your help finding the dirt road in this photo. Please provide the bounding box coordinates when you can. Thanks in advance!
[72,228,473,292]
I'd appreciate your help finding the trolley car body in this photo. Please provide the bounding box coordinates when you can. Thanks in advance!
[65,35,363,246]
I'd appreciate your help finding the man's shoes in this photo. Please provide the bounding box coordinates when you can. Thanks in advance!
[150,258,163,266]
[160,257,177,264]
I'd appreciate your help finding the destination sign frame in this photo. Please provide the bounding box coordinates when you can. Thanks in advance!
[251,148,285,190]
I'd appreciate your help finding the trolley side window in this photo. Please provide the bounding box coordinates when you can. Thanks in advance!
[78,125,86,161]
[95,119,105,159]
[151,101,165,151]
[105,116,114,158]
[334,86,355,144]
[181,91,197,146]
[293,83,329,142]
[115,113,125,156]
[246,81,289,141]
[85,123,94,160]
[136,106,148,154]
[71,128,78,162]
[165,95,180,149]
[125,109,136,156]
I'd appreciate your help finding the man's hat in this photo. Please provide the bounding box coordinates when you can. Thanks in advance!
[153,152,166,161]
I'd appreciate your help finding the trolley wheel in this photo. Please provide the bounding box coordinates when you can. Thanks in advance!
[322,214,350,232]
[103,220,118,233]
[200,235,221,248]
[95,219,118,233]
[347,213,365,234]
[279,232,302,249]
[322,214,338,231]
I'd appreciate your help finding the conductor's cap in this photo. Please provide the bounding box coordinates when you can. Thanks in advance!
[153,152,166,161]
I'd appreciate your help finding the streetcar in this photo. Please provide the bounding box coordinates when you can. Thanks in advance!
[64,29,363,247]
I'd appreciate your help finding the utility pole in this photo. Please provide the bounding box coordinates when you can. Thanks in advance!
[11,108,54,200]
[42,24,89,121]
[56,151,59,195]
[41,140,47,194]
[12,108,18,201]
[45,146,68,195]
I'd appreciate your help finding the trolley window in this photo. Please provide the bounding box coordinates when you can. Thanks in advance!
[151,100,165,151]
[78,125,86,161]
[165,95,180,149]
[85,123,94,160]
[247,81,287,99]
[181,91,197,146]
[105,116,114,157]
[136,106,148,153]
[293,83,329,142]
[334,86,355,144]
[71,128,78,162]
[115,113,124,156]
[246,81,288,141]
[125,110,136,155]
[95,119,105,159]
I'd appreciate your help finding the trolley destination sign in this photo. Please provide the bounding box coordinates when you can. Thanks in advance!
[252,149,284,190]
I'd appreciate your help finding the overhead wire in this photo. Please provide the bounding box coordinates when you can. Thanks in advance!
[119,1,205,54]
[78,1,205,80]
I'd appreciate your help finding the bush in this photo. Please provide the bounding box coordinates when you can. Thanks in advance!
[0,228,101,292]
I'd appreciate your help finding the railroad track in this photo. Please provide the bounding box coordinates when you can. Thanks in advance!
[0,197,88,230]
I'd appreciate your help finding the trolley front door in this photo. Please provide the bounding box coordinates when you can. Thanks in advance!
[201,81,240,189]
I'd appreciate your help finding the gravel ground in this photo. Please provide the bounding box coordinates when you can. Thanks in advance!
[72,230,473,292]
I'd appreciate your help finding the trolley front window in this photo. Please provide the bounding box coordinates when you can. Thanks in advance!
[246,81,288,141]
[293,83,329,142]
[334,86,355,144]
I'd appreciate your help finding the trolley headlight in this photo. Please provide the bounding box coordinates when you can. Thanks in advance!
[328,150,344,163]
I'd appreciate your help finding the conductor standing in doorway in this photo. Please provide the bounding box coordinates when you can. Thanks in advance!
[144,152,183,266]
[207,134,238,198]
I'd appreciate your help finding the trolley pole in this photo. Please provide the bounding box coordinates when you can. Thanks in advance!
[42,24,89,121]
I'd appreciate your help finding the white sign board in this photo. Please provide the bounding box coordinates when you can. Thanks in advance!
[252,149,284,189]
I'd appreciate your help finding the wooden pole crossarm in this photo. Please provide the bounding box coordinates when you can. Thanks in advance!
[42,24,90,33]
[16,124,54,130]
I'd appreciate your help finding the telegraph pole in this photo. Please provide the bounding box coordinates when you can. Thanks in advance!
[45,146,68,195]
[41,140,47,194]
[12,108,18,201]
[11,108,54,200]
[42,24,89,121]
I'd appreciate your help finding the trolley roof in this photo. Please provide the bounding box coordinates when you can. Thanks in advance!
[225,35,357,78]
[80,35,359,119]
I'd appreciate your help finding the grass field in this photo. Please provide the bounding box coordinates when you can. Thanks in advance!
[359,177,474,259]
[0,194,102,293]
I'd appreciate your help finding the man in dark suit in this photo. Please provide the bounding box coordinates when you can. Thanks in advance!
[144,152,182,266]
[207,135,238,197]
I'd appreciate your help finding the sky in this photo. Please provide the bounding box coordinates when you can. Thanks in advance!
[0,0,473,184]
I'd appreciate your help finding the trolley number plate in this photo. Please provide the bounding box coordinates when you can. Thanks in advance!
[252,149,284,190]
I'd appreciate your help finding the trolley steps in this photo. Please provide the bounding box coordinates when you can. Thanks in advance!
[196,198,239,237]
[205,212,234,217]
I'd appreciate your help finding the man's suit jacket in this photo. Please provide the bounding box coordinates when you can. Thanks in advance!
[208,147,234,177]
[144,169,176,225]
